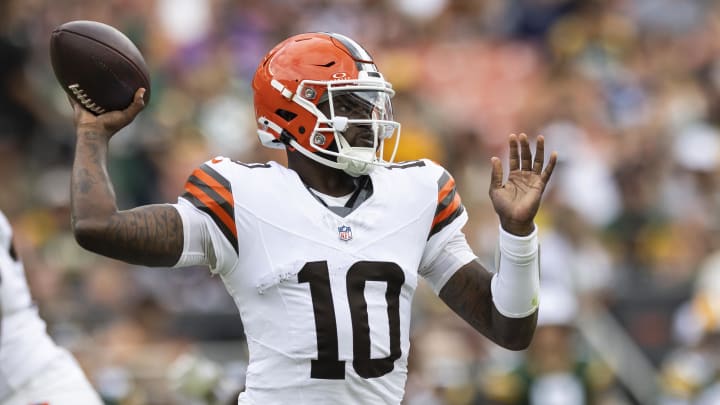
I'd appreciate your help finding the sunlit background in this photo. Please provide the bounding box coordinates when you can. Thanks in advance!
[3,0,720,404]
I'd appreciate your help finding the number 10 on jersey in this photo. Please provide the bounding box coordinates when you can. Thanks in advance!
[298,261,405,379]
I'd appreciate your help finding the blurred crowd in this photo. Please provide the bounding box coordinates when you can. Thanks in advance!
[3,0,720,403]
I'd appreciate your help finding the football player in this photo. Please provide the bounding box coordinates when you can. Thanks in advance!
[67,32,556,404]
[0,210,103,405]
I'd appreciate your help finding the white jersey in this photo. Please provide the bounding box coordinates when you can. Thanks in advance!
[172,158,475,405]
[0,211,68,399]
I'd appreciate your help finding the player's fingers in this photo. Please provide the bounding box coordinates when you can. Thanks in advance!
[519,133,532,171]
[508,134,519,171]
[67,95,92,121]
[123,88,146,118]
[67,94,79,111]
[533,135,545,175]
[540,151,558,184]
[489,156,504,191]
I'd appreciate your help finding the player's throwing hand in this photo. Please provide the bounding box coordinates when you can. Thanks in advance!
[69,88,146,139]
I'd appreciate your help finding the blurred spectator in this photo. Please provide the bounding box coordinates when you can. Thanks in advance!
[477,284,629,405]
[404,317,488,405]
[659,250,720,404]
[0,0,40,148]
[167,350,245,405]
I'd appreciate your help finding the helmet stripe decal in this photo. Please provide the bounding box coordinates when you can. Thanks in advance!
[324,32,376,71]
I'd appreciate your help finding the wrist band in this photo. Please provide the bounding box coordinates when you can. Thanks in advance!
[491,225,540,318]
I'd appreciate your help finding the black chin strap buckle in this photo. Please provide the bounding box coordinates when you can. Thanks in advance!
[279,130,295,146]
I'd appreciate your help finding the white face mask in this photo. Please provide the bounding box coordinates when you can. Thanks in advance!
[290,76,402,176]
[311,85,400,176]
[256,72,402,176]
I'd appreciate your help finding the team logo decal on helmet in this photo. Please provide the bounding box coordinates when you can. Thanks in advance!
[252,32,401,176]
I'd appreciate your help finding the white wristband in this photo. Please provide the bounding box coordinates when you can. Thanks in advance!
[491,225,540,318]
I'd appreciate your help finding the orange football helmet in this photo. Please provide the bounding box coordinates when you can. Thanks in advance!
[252,32,401,176]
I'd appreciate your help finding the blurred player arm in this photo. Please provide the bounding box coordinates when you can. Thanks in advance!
[69,89,183,267]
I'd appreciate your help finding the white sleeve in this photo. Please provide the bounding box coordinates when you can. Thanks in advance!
[419,222,477,294]
[171,199,238,275]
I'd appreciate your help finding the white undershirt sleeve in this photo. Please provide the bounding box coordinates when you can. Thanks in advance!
[171,199,237,274]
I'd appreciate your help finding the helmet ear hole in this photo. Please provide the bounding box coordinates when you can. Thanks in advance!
[275,109,297,122]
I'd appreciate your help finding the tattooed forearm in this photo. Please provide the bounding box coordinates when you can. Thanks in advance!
[88,140,103,166]
[72,131,184,267]
[75,168,99,194]
[72,132,117,219]
[439,261,537,350]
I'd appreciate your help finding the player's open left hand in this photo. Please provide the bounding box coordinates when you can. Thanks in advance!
[69,88,146,139]
[489,133,557,236]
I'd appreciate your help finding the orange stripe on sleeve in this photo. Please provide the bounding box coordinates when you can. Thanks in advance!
[184,182,237,239]
[432,193,461,227]
[437,176,455,202]
[192,168,235,204]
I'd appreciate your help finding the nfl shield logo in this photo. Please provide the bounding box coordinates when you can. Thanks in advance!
[338,225,353,241]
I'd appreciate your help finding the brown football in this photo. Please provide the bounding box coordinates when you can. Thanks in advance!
[50,20,150,115]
